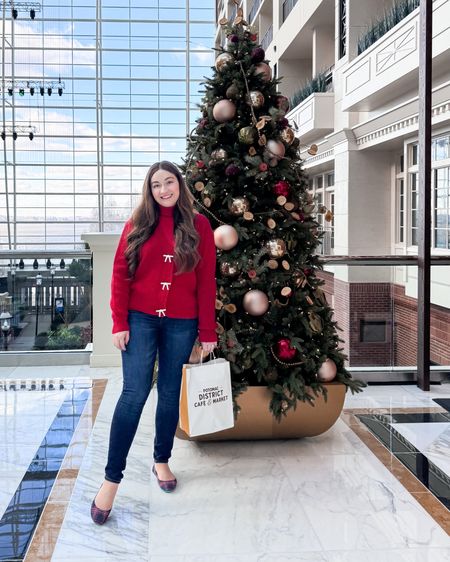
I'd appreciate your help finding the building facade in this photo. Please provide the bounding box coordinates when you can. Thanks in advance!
[216,0,450,369]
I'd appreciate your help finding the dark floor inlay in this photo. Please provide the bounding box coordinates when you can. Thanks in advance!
[356,413,450,510]
[0,385,91,561]
[433,399,450,414]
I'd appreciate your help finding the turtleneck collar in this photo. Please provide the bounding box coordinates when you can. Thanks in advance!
[158,204,175,217]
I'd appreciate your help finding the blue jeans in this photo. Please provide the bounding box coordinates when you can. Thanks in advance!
[104,310,198,483]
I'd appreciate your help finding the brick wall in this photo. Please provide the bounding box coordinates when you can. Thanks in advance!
[315,275,450,367]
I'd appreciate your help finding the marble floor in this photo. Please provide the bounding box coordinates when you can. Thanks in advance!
[0,365,449,561]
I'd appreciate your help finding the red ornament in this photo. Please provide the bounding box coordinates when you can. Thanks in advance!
[273,180,291,197]
[259,162,268,172]
[248,269,257,279]
[197,160,205,169]
[275,338,297,361]
[250,33,257,41]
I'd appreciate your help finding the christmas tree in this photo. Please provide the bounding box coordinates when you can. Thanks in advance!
[181,9,365,419]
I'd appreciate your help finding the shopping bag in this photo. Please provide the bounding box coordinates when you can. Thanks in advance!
[179,357,234,437]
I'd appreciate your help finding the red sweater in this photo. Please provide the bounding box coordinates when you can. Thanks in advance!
[110,205,217,342]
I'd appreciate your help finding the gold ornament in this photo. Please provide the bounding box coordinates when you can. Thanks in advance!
[308,143,318,156]
[247,90,265,108]
[211,148,227,161]
[258,134,267,146]
[215,52,234,72]
[214,224,239,250]
[226,83,240,99]
[280,127,295,145]
[266,238,286,258]
[308,312,323,333]
[213,99,236,123]
[228,196,250,215]
[243,289,269,316]
[315,288,328,306]
[267,259,278,269]
[238,126,257,144]
[267,218,276,229]
[220,261,239,277]
[317,358,337,382]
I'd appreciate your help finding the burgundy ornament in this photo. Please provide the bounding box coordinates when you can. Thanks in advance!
[273,180,291,197]
[197,118,208,129]
[277,117,289,129]
[275,338,297,361]
[225,163,240,176]
[228,34,239,43]
[251,47,265,63]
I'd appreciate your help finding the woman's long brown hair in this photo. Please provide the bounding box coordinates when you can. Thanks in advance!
[125,161,201,277]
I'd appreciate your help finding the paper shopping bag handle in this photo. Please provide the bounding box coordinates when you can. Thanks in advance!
[199,349,217,365]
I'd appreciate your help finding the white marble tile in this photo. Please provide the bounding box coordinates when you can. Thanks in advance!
[46,376,450,560]
[391,422,450,452]
[391,422,450,476]
[318,548,450,562]
[278,452,450,551]
[148,457,322,557]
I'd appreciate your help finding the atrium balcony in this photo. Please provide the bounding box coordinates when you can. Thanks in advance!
[341,0,450,112]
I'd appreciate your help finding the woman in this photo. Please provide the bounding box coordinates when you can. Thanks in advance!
[91,161,217,525]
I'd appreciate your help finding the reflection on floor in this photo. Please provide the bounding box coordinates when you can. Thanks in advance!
[0,366,449,562]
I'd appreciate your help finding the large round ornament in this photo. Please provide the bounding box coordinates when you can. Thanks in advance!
[275,95,290,113]
[213,99,236,123]
[266,139,285,160]
[238,126,257,144]
[317,358,337,382]
[280,127,295,145]
[251,47,265,63]
[220,261,240,277]
[247,90,264,108]
[266,238,287,258]
[214,224,239,250]
[215,52,234,72]
[273,180,291,197]
[211,148,227,161]
[275,338,297,361]
[254,62,272,81]
[243,290,269,316]
[228,196,250,215]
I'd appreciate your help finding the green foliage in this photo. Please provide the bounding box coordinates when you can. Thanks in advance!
[46,326,84,349]
[357,0,420,55]
[181,21,365,420]
[289,71,330,110]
